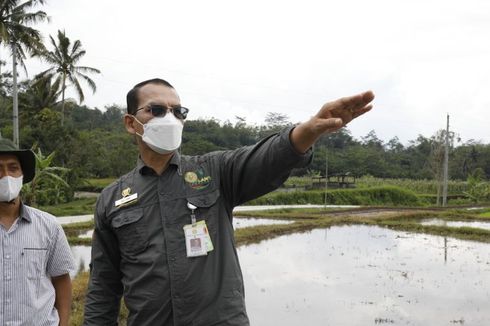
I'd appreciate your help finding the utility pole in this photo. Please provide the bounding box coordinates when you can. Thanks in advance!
[12,45,19,147]
[442,114,450,207]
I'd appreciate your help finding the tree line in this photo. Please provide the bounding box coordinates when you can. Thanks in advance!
[0,0,488,206]
[1,94,489,182]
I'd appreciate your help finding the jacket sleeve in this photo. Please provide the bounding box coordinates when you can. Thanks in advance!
[83,193,123,326]
[219,126,312,207]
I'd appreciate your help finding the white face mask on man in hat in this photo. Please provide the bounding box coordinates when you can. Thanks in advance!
[0,175,23,202]
[0,137,35,203]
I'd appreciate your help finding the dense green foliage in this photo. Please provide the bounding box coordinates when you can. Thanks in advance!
[286,175,473,195]
[248,186,422,206]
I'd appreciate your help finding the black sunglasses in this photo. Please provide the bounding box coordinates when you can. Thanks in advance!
[135,105,189,120]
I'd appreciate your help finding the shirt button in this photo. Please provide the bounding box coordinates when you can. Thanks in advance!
[169,256,176,262]
[5,254,10,259]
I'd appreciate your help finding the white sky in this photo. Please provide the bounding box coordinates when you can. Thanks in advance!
[3,0,490,145]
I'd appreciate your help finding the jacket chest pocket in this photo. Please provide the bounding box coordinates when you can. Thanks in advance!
[111,208,148,254]
[186,189,220,227]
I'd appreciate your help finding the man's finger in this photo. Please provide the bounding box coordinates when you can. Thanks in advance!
[343,90,373,105]
[352,104,373,119]
[320,90,375,116]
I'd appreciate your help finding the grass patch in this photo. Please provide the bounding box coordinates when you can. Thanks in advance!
[378,221,490,243]
[71,271,128,326]
[63,221,94,233]
[284,175,473,195]
[234,207,345,219]
[63,221,94,246]
[479,211,490,218]
[76,178,116,192]
[38,198,97,217]
[71,271,89,326]
[68,237,92,246]
[234,209,490,245]
[247,186,422,206]
[354,176,470,195]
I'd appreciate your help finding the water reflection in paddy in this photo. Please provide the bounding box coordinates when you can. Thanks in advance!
[421,218,490,230]
[70,245,91,277]
[233,217,293,229]
[239,225,490,326]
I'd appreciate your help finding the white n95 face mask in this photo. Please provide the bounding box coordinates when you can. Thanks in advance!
[135,113,184,154]
[0,175,23,202]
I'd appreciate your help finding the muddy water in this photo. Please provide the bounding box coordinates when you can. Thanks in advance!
[70,224,490,325]
[239,225,490,326]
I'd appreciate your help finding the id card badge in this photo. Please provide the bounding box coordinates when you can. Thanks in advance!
[183,220,214,257]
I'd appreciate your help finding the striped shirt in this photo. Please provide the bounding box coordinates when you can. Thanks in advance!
[0,203,76,326]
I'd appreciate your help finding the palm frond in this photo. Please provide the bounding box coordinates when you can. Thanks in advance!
[69,73,84,102]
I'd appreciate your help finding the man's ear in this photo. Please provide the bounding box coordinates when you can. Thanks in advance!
[124,114,138,135]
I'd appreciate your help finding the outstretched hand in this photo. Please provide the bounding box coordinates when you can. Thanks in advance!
[313,90,375,134]
[290,90,375,153]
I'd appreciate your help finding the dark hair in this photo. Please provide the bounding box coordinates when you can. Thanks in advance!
[126,78,174,114]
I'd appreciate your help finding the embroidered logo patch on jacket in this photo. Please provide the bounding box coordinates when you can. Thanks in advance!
[184,168,211,190]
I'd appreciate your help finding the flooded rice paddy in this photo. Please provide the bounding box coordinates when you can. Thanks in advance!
[239,225,490,325]
[71,222,490,325]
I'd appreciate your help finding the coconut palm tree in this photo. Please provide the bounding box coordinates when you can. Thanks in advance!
[0,0,48,146]
[20,74,61,116]
[36,30,100,126]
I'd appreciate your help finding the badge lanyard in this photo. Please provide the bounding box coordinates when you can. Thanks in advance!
[183,202,214,257]
[187,203,197,224]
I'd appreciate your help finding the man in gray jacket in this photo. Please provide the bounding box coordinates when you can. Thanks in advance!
[83,78,374,325]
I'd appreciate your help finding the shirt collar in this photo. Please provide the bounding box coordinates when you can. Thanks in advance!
[137,151,182,175]
[19,202,32,223]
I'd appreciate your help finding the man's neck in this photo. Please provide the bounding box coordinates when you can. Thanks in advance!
[140,149,174,175]
[0,198,21,229]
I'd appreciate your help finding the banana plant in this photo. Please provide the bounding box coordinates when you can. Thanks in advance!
[22,147,70,206]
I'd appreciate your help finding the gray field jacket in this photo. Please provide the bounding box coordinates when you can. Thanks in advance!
[83,127,312,326]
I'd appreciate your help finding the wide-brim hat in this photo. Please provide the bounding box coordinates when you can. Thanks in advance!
[0,138,36,183]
